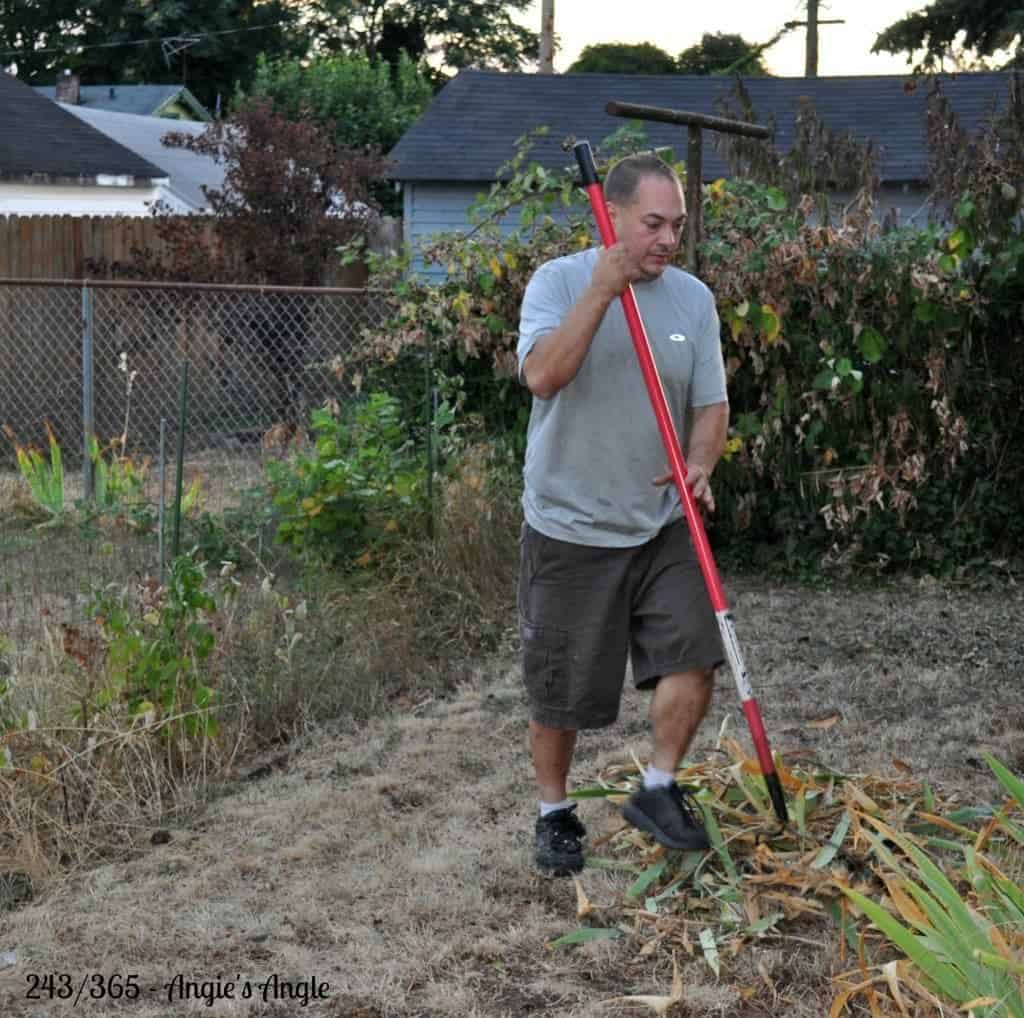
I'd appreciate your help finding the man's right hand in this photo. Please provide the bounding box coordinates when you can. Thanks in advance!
[590,244,643,302]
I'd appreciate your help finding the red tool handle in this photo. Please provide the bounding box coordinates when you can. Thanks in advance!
[574,141,788,825]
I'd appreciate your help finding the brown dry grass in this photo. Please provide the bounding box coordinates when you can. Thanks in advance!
[0,552,1020,1017]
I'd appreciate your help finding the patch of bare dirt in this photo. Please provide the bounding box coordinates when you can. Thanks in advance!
[0,575,1020,1017]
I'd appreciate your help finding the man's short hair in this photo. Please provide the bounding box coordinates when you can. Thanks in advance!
[604,153,680,206]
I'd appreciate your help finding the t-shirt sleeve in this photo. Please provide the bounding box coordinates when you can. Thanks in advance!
[690,297,729,407]
[517,262,572,385]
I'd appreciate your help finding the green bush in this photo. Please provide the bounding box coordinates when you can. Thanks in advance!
[89,552,219,742]
[701,179,1024,574]
[360,110,1024,576]
[266,393,429,566]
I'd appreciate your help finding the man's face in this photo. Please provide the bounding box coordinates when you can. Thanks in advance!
[608,174,686,281]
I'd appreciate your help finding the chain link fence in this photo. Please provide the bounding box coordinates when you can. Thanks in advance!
[1,278,392,473]
[0,278,413,658]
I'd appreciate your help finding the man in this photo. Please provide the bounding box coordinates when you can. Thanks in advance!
[516,152,729,876]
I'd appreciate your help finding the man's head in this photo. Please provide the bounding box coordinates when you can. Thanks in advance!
[605,153,685,281]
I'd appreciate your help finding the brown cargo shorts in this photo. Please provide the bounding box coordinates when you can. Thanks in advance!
[518,518,724,730]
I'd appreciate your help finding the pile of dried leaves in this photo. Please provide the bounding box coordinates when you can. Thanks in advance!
[556,726,1024,1017]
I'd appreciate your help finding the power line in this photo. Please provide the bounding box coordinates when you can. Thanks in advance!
[0,22,293,60]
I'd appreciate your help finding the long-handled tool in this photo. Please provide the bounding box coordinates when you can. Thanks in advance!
[573,140,788,825]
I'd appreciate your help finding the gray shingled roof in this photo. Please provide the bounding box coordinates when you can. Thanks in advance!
[389,70,1013,185]
[0,71,166,182]
[33,83,211,120]
[60,105,223,210]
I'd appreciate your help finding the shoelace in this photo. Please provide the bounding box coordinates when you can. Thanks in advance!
[669,784,704,828]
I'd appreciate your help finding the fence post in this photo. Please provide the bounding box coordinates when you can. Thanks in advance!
[685,125,703,276]
[81,283,95,502]
[425,328,435,540]
[158,417,167,580]
[171,361,190,562]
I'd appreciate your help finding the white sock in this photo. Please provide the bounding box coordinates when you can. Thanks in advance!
[539,798,574,817]
[644,766,675,791]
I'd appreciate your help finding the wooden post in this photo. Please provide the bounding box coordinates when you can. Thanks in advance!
[685,125,703,275]
[606,102,771,277]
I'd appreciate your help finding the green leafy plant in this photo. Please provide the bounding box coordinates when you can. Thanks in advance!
[88,553,220,742]
[841,754,1024,1017]
[2,422,65,523]
[266,393,429,566]
[185,485,278,569]
[87,434,148,515]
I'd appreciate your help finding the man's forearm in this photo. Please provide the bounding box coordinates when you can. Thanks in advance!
[522,285,614,399]
[685,402,729,475]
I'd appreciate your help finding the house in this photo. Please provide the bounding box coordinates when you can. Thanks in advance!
[389,69,1013,279]
[34,71,212,121]
[0,69,169,216]
[59,105,224,213]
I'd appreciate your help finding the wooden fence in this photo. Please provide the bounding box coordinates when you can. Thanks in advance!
[0,214,399,284]
[0,215,216,279]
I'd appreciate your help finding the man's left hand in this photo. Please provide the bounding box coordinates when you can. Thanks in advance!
[653,463,715,513]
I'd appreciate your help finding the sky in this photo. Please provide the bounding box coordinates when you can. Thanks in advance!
[520,0,931,77]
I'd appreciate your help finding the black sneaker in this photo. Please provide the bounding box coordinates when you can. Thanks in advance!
[623,782,710,851]
[534,804,586,875]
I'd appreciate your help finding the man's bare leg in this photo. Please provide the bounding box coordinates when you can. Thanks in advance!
[648,669,714,773]
[622,668,715,850]
[528,721,577,803]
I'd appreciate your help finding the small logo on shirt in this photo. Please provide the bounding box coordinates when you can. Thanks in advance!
[669,333,688,343]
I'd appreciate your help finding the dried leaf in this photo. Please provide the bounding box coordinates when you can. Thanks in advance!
[960,997,999,1011]
[573,877,593,920]
[604,953,683,1015]
[756,959,776,999]
[829,975,882,1018]
[882,960,912,1018]
[882,876,929,929]
[808,713,841,730]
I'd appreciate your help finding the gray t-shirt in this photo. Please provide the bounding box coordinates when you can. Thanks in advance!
[517,247,728,548]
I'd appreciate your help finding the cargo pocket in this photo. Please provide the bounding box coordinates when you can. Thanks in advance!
[520,622,570,711]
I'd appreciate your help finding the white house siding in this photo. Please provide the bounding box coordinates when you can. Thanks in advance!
[0,180,168,216]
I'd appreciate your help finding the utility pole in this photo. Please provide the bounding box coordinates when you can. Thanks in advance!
[806,0,819,77]
[539,0,555,73]
[786,3,843,78]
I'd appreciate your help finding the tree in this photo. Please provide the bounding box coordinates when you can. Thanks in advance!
[676,32,769,75]
[295,0,539,73]
[244,51,432,152]
[117,101,390,425]
[4,0,303,113]
[134,100,389,286]
[873,0,1024,70]
[567,42,678,75]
